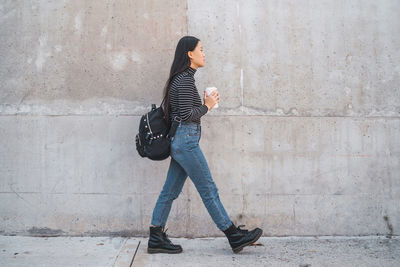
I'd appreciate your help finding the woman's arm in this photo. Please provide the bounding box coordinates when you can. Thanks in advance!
[177,75,208,121]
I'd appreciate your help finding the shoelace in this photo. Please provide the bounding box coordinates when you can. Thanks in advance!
[237,224,249,235]
[162,227,172,243]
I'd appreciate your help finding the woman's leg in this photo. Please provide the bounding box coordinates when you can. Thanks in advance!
[174,136,233,231]
[150,156,188,228]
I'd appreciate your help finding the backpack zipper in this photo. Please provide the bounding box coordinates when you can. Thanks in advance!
[136,134,141,146]
[146,113,153,136]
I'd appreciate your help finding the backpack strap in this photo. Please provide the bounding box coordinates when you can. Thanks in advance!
[162,87,182,141]
[168,90,183,140]
[166,116,181,141]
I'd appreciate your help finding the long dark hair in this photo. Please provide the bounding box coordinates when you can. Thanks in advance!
[161,36,200,127]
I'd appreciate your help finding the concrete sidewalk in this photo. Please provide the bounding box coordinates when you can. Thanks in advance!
[0,235,399,266]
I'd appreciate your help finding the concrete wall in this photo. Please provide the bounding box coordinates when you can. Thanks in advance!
[0,0,399,237]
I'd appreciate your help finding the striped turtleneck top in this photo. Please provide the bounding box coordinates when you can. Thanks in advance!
[168,66,209,125]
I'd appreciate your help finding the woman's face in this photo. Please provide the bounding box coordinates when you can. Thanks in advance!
[188,41,205,68]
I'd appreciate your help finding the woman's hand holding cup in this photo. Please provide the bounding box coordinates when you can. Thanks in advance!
[204,87,220,111]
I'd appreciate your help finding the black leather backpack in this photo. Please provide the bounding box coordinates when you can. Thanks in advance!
[135,100,181,161]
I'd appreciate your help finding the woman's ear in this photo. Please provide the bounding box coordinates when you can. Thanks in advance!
[187,50,192,59]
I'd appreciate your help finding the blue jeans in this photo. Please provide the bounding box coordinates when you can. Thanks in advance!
[150,121,233,231]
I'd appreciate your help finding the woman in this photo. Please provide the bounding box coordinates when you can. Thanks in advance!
[147,36,263,254]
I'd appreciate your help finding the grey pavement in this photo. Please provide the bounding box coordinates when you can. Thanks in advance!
[0,235,399,267]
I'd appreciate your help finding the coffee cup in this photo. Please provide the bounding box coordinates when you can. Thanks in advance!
[205,87,219,108]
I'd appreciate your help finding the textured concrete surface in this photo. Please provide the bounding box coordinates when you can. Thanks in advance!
[0,235,137,267]
[1,235,399,266]
[1,0,399,237]
[1,115,399,237]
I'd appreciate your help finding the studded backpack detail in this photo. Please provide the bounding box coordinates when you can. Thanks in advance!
[135,102,181,161]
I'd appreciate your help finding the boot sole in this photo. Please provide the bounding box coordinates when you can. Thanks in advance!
[147,247,183,254]
[232,229,263,253]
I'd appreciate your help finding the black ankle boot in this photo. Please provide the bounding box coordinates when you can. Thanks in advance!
[223,222,263,253]
[147,226,183,254]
